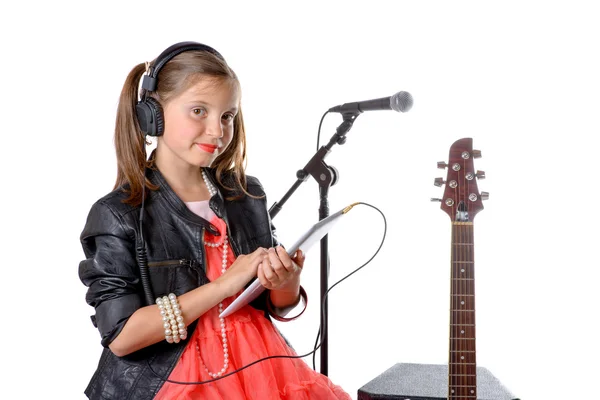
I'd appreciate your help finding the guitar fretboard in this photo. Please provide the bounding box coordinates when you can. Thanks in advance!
[448,222,477,399]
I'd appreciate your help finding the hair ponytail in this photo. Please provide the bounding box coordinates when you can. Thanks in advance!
[113,63,158,206]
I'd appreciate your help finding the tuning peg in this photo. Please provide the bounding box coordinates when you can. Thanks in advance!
[430,198,442,202]
[472,150,482,159]
[437,161,448,169]
[480,191,489,200]
[434,177,445,187]
[476,170,486,179]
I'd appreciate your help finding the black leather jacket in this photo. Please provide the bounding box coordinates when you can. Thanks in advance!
[79,167,278,399]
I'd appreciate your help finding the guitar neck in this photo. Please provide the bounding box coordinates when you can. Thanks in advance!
[448,221,477,399]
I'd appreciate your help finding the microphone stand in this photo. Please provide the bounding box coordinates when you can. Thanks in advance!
[269,111,360,376]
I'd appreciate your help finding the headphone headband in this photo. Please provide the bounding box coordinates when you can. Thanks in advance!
[141,41,225,92]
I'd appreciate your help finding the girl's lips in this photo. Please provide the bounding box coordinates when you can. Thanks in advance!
[197,143,217,153]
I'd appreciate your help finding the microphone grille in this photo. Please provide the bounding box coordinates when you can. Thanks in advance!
[390,91,413,112]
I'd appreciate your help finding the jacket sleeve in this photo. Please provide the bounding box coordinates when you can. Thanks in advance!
[78,200,143,348]
[267,200,279,247]
[247,175,279,248]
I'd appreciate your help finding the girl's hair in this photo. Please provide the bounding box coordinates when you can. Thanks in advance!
[113,50,248,206]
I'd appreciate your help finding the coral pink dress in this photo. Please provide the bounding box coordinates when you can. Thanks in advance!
[155,201,351,400]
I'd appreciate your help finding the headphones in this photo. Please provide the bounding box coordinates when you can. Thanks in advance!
[135,41,225,137]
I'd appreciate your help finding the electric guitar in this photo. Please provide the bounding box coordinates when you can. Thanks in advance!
[433,138,488,399]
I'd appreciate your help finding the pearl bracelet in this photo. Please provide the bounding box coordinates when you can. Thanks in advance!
[156,293,187,343]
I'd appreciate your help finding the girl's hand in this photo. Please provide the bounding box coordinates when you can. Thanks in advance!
[257,246,305,293]
[216,247,268,298]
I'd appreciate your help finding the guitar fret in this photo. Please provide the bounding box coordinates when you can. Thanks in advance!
[453,243,473,245]
[452,261,474,263]
[450,350,476,353]
[450,317,475,325]
[451,278,474,280]
[450,324,475,326]
[449,362,476,365]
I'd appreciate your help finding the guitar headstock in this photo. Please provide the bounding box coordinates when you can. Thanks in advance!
[432,138,488,222]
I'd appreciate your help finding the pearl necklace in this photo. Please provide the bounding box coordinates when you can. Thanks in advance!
[198,169,230,378]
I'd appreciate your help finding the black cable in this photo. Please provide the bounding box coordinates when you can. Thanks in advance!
[312,109,331,369]
[312,108,335,370]
[146,201,387,385]
[313,202,386,370]
[312,324,320,370]
[315,110,330,151]
[137,184,155,306]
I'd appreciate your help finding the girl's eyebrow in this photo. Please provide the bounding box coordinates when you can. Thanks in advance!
[184,100,239,112]
[185,100,211,106]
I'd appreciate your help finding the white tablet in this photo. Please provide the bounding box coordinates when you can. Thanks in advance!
[219,203,357,318]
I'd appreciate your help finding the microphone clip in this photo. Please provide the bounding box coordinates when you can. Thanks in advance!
[334,112,360,145]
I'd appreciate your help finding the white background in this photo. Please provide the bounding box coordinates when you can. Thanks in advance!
[2,1,599,399]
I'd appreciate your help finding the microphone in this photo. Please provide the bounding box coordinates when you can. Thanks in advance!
[328,91,413,114]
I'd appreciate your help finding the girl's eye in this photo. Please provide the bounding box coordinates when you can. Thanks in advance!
[222,113,235,122]
[192,108,206,116]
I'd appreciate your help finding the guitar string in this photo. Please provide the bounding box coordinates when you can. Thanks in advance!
[458,157,462,395]
[457,155,463,395]
[464,151,475,397]
[471,155,476,396]
[461,156,465,395]
[462,153,469,396]
[450,211,454,399]
[459,152,467,397]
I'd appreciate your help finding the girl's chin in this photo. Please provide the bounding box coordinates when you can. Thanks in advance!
[190,156,215,168]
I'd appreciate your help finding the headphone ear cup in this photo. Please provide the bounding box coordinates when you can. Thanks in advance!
[135,97,165,137]
[146,97,165,136]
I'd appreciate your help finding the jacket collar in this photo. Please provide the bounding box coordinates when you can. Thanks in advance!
[146,166,222,236]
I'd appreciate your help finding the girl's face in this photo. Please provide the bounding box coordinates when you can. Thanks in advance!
[158,77,240,169]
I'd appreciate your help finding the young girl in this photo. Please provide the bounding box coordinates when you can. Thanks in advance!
[78,41,351,399]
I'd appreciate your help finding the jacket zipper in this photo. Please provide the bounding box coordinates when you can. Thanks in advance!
[147,259,195,268]
[226,224,239,257]
[200,227,208,271]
